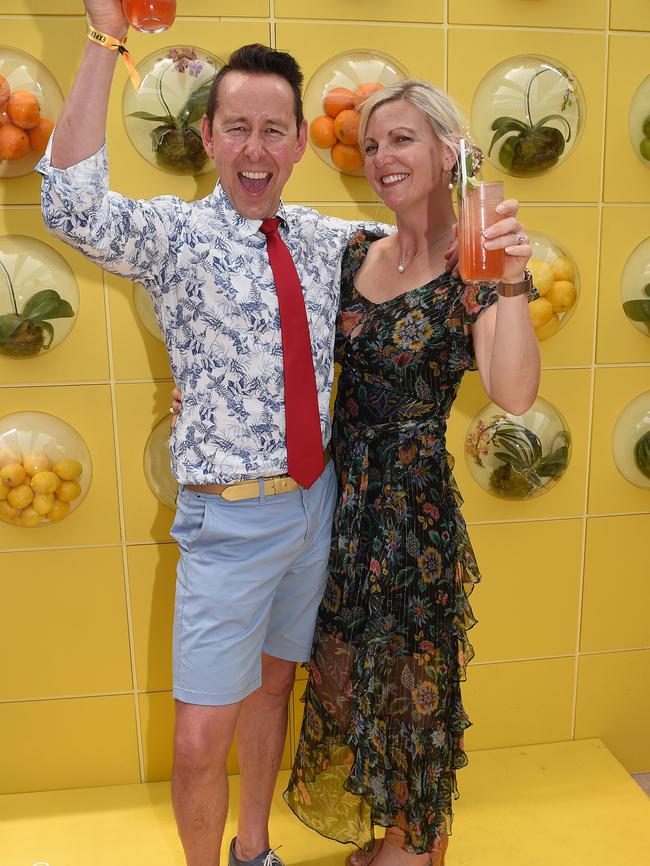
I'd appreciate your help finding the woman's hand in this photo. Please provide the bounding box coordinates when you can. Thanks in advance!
[481,198,532,284]
[170,386,183,429]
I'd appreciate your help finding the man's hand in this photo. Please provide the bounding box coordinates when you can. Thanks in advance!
[84,0,129,37]
[170,386,183,429]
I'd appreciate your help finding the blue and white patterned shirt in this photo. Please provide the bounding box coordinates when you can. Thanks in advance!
[39,142,385,484]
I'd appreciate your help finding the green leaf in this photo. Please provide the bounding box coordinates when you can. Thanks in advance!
[176,77,214,126]
[127,110,176,125]
[22,290,74,321]
[532,113,572,142]
[32,320,54,348]
[0,314,23,344]
[623,299,650,324]
[490,116,527,132]
[488,124,525,156]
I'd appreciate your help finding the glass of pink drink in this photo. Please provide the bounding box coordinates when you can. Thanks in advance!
[458,181,506,283]
[122,0,176,33]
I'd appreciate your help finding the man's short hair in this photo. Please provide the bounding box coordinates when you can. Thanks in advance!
[205,43,304,131]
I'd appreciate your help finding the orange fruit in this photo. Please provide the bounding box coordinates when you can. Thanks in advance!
[333,109,360,146]
[309,114,337,149]
[323,87,358,118]
[7,89,41,130]
[0,123,30,161]
[27,116,55,155]
[0,75,10,111]
[355,82,384,102]
[331,142,364,174]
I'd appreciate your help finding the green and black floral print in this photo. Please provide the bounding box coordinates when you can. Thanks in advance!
[285,230,500,854]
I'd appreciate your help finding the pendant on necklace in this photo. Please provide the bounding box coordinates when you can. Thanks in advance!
[397,262,405,273]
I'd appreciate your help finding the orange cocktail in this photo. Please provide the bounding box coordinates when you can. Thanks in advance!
[123,0,176,33]
[458,181,505,283]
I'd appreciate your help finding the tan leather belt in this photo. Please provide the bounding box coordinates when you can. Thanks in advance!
[185,449,331,501]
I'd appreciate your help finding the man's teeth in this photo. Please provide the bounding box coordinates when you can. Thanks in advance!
[241,171,270,179]
[382,173,409,185]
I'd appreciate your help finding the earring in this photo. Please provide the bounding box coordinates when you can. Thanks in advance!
[445,169,454,190]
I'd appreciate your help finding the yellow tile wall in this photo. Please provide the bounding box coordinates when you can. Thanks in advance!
[0,3,648,795]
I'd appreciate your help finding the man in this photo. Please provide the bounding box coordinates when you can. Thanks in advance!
[39,3,400,866]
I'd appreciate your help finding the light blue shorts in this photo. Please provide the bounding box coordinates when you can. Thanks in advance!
[170,461,337,706]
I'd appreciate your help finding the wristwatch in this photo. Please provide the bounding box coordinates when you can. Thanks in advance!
[496,268,532,297]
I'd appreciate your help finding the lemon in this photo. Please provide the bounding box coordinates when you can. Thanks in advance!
[8,483,34,510]
[56,480,81,502]
[53,458,83,481]
[33,492,55,516]
[0,483,7,501]
[528,297,554,330]
[19,505,42,527]
[0,500,18,521]
[47,498,70,521]
[0,463,26,488]
[546,280,577,313]
[23,452,53,476]
[31,470,61,495]
[535,313,561,341]
[528,260,554,296]
[550,255,573,282]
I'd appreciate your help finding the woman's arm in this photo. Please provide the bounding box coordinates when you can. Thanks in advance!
[471,200,540,415]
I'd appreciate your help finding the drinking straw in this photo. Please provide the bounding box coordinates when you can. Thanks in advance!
[459,136,467,189]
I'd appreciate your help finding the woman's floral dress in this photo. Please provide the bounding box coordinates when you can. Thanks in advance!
[285,229,500,855]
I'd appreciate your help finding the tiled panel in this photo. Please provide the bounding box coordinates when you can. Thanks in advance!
[581,515,650,652]
[447,369,591,523]
[597,208,650,364]
[0,384,121,548]
[276,22,444,203]
[0,695,140,794]
[0,17,86,205]
[610,0,650,31]
[448,29,606,203]
[587,367,650,515]
[275,1,443,23]
[463,657,575,751]
[575,650,650,773]
[449,0,608,29]
[128,542,178,692]
[518,205,598,368]
[468,519,582,662]
[105,21,270,203]
[114,382,175,544]
[0,547,131,700]
[603,36,650,203]
[0,208,110,385]
[107,274,172,382]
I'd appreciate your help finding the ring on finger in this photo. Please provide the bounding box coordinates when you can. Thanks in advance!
[516,232,527,244]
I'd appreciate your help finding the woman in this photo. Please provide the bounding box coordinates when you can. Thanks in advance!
[283,80,539,866]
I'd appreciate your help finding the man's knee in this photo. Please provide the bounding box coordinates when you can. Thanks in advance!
[173,701,240,776]
[260,655,296,702]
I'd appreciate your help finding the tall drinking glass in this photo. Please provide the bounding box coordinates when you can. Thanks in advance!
[458,181,506,283]
[122,0,176,33]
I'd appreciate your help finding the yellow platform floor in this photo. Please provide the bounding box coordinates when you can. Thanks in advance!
[2,739,649,866]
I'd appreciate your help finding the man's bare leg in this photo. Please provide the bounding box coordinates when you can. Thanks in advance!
[234,654,296,860]
[172,700,242,866]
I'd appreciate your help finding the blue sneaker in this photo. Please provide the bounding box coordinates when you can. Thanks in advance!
[228,838,285,866]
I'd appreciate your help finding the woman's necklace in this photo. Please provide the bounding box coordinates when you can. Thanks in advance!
[396,226,453,273]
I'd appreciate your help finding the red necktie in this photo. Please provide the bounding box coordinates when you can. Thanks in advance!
[260,217,324,488]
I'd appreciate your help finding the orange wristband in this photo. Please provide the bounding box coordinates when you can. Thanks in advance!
[87,26,141,91]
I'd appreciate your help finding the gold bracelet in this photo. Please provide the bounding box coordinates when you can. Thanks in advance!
[87,26,141,91]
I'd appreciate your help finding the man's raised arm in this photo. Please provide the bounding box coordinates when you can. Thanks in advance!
[51,0,127,168]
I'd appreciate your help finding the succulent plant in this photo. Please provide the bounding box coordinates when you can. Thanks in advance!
[128,48,216,175]
[622,283,650,336]
[0,257,73,357]
[488,64,576,176]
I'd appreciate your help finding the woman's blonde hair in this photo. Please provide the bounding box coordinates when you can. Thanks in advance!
[357,79,465,164]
